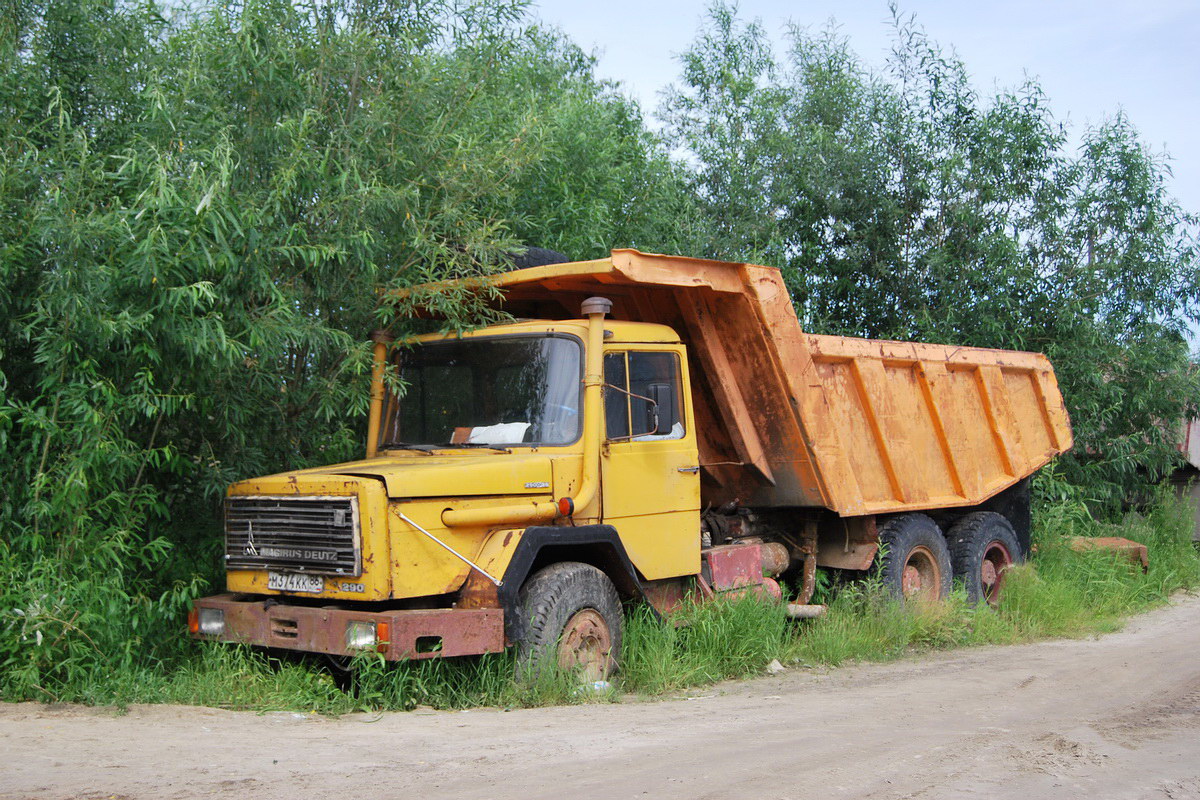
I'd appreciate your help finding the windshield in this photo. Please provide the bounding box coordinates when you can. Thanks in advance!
[379,335,582,448]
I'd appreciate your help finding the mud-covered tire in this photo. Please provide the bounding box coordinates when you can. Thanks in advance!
[876,513,953,602]
[517,562,622,681]
[948,512,1022,606]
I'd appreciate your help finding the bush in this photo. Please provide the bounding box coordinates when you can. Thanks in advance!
[0,0,691,701]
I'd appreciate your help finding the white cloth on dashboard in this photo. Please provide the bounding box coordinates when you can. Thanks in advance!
[467,422,530,444]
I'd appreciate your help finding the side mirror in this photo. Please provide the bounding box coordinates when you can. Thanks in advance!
[603,381,663,440]
[644,399,660,435]
[647,383,674,434]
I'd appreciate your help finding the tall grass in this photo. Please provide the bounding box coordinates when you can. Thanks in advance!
[8,489,1198,713]
[794,485,1200,668]
[620,595,791,695]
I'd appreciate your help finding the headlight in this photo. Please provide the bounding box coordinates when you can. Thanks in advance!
[345,620,377,650]
[198,607,225,636]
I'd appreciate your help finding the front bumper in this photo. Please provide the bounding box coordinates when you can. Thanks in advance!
[190,594,505,660]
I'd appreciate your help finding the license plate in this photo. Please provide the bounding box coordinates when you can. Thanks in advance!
[267,572,324,593]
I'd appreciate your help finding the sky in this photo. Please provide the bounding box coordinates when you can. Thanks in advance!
[530,0,1200,215]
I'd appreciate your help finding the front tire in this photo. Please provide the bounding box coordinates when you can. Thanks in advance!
[876,514,953,602]
[948,512,1022,605]
[517,562,622,681]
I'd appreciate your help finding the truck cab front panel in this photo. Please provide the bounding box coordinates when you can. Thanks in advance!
[225,475,392,602]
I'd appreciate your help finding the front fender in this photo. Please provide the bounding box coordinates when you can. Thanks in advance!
[497,525,647,643]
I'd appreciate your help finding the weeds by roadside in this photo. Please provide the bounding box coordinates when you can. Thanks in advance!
[5,489,1198,713]
[794,486,1200,668]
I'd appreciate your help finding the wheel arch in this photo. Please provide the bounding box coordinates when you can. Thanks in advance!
[498,525,646,643]
[928,477,1033,557]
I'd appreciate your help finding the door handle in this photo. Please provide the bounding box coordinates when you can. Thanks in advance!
[678,466,699,473]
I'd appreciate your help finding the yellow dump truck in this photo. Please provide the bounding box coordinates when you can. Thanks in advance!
[190,250,1072,676]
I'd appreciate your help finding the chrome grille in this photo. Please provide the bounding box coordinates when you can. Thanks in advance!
[224,496,360,575]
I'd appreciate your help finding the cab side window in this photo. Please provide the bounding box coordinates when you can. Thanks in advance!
[604,351,684,440]
[604,353,629,439]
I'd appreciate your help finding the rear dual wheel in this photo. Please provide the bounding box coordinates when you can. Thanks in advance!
[947,512,1022,606]
[877,514,953,602]
[877,512,1021,606]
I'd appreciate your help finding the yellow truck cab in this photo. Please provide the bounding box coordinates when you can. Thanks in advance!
[191,250,1072,677]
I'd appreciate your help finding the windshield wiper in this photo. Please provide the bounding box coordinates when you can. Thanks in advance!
[439,442,512,453]
[380,441,512,454]
[379,442,439,453]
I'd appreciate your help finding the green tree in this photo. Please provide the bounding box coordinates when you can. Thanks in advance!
[663,2,1200,508]
[660,2,785,261]
[0,0,688,699]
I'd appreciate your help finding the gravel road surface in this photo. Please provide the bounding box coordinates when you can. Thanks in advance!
[3,595,1199,799]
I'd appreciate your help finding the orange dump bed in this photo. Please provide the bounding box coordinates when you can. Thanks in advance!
[404,249,1073,517]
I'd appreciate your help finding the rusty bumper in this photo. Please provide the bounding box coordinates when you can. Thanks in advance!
[190,594,506,660]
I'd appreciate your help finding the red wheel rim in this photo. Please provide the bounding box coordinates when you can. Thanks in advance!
[980,540,1013,605]
[557,609,613,681]
[900,545,942,600]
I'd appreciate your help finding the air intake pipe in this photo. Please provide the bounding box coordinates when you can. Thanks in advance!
[365,329,393,459]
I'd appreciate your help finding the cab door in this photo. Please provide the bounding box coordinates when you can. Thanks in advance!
[600,347,701,579]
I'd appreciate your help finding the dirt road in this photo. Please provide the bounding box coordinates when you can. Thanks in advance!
[3,595,1200,800]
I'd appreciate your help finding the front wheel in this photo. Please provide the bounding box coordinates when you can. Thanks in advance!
[948,512,1022,606]
[876,514,953,602]
[517,562,622,681]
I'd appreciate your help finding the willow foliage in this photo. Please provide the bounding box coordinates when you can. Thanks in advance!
[0,0,687,698]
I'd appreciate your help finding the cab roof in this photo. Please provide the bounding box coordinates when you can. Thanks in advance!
[410,318,681,345]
